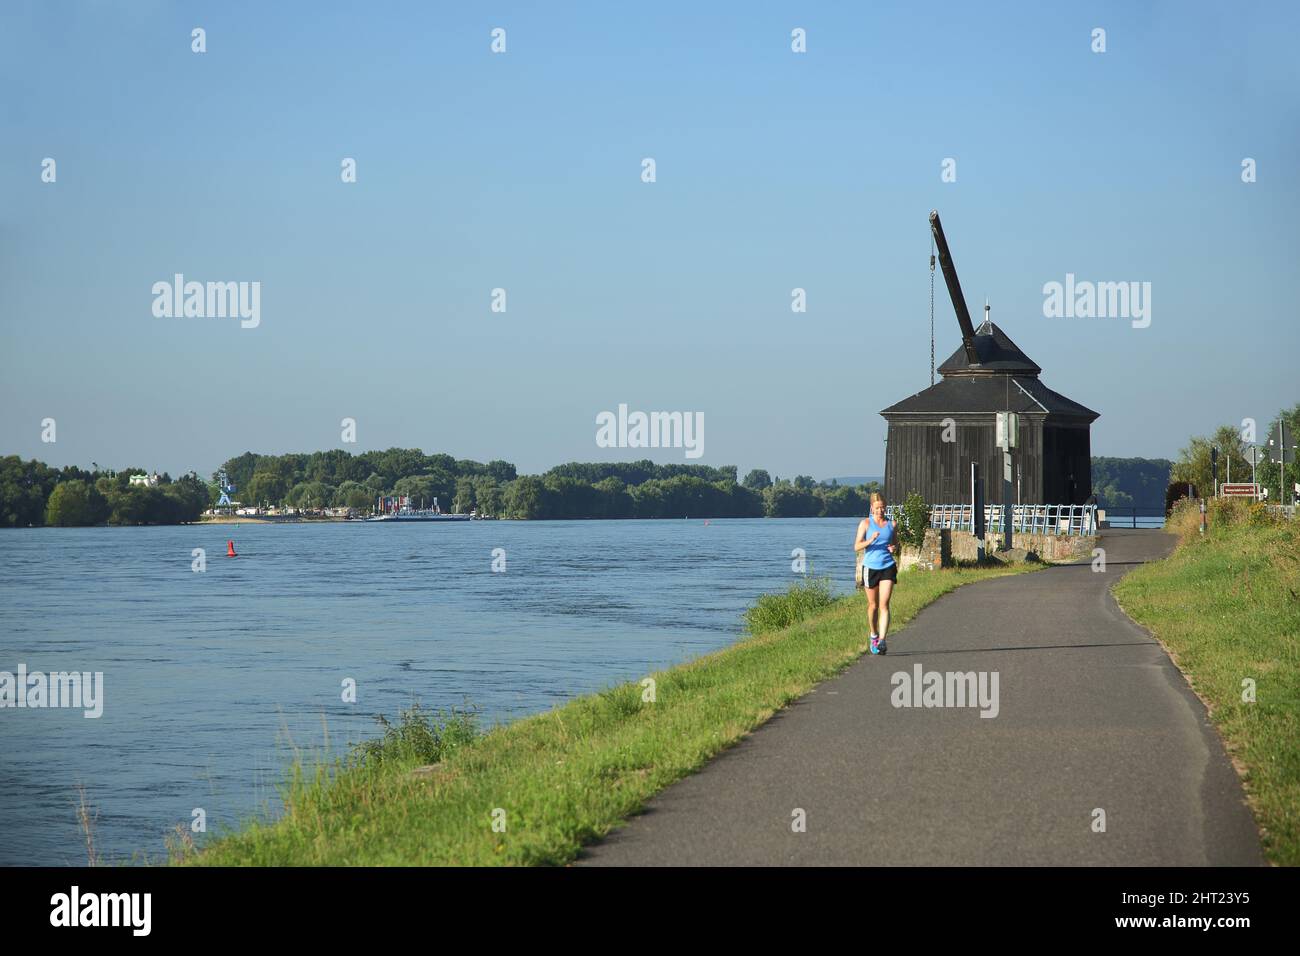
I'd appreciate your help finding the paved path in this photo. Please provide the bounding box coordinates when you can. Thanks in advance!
[578,530,1263,866]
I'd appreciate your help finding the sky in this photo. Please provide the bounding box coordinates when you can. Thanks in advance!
[2,0,1297,481]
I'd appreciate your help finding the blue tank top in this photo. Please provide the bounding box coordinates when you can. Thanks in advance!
[863,515,896,570]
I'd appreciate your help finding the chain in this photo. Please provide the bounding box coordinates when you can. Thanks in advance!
[929,235,936,386]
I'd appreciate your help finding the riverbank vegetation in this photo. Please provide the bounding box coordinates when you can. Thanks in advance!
[0,457,209,527]
[1091,457,1172,510]
[181,563,1033,866]
[6,444,1193,527]
[216,451,888,520]
[1167,404,1299,504]
[1113,497,1300,865]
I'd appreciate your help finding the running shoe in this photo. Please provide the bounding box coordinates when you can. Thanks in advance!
[877,638,888,655]
[869,635,880,655]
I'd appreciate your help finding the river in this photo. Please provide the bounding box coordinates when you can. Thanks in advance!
[0,518,861,865]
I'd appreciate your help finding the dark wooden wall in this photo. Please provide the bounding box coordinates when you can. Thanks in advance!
[884,416,1081,505]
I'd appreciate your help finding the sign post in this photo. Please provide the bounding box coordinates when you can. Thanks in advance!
[1269,422,1294,506]
[1220,483,1260,498]
[996,412,1018,550]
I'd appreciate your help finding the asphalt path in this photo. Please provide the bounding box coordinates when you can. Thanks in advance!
[577,530,1264,866]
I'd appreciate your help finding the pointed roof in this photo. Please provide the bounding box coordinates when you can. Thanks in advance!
[937,319,1041,376]
[879,374,1098,421]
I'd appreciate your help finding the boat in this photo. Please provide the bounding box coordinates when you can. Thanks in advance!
[365,509,470,522]
[365,495,472,522]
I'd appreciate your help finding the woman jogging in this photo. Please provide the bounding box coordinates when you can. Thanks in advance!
[855,492,898,655]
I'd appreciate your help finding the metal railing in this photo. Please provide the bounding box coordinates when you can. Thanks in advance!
[886,503,1097,536]
[1097,507,1167,529]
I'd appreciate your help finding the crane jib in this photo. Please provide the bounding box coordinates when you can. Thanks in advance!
[928,210,981,366]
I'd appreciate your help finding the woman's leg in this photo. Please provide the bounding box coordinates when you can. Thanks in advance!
[876,579,894,640]
[866,585,879,636]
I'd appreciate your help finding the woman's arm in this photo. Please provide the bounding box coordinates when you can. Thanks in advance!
[855,520,879,552]
[887,519,898,555]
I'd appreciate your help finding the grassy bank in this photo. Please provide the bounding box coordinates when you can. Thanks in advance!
[1113,499,1300,866]
[185,562,1034,866]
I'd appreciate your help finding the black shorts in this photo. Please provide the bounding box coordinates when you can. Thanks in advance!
[866,563,898,589]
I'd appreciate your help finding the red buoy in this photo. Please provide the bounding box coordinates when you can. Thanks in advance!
[226,540,237,557]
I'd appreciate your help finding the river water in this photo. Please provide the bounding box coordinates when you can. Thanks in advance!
[0,518,861,865]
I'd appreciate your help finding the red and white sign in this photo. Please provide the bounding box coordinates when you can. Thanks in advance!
[1220,483,1260,498]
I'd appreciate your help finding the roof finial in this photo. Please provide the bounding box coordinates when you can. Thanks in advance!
[983,297,990,328]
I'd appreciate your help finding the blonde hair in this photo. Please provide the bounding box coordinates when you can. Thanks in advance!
[869,492,887,508]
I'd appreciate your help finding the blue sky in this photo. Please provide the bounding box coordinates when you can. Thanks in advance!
[2,1,1297,480]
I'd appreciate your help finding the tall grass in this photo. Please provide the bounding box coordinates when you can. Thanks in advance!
[1114,499,1300,864]
[351,702,480,768]
[743,575,837,634]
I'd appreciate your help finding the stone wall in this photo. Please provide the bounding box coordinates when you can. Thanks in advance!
[948,529,1097,563]
[863,528,1096,583]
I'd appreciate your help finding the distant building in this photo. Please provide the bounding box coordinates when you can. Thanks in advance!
[881,318,1098,504]
[128,472,161,487]
[881,212,1099,506]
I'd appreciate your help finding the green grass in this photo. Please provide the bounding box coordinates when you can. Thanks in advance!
[184,562,1035,866]
[743,575,837,634]
[1113,499,1300,866]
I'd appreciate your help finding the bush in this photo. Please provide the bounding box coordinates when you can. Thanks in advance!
[1165,480,1197,515]
[350,701,479,768]
[744,576,836,634]
[1165,496,1202,541]
[1166,495,1282,543]
[898,491,931,555]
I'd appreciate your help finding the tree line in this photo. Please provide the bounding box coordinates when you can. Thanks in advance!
[0,457,210,527]
[217,450,885,520]
[9,427,1278,527]
[1166,404,1300,505]
[1091,457,1173,510]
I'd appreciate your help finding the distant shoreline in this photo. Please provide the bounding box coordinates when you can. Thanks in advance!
[199,515,352,525]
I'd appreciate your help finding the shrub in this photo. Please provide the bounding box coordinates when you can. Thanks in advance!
[898,491,931,555]
[744,576,836,635]
[1165,480,1198,515]
[350,701,479,768]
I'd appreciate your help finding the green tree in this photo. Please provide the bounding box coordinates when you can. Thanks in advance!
[246,471,288,508]
[1261,404,1300,505]
[166,473,210,522]
[472,476,502,517]
[1171,425,1251,497]
[216,452,259,494]
[453,477,476,514]
[763,482,819,517]
[287,481,333,510]
[742,469,772,491]
[45,480,109,526]
[0,456,57,527]
[592,477,633,518]
[392,475,429,505]
[502,476,546,519]
[336,480,373,512]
